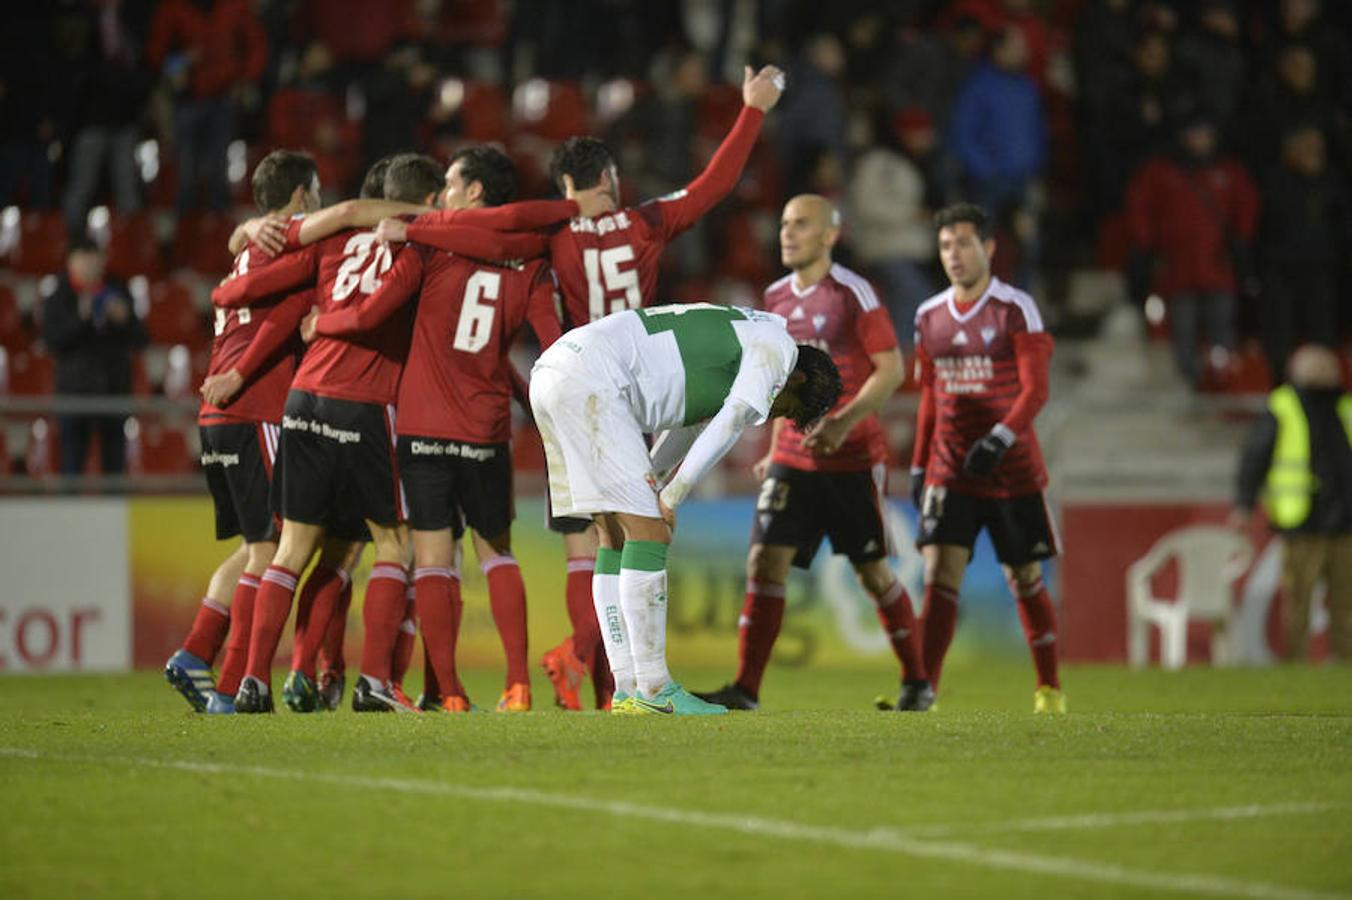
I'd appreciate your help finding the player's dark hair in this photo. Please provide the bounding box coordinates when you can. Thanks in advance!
[789,345,843,431]
[549,136,616,193]
[933,202,992,241]
[449,146,517,207]
[67,236,101,256]
[251,150,318,212]
[359,156,395,199]
[383,153,445,204]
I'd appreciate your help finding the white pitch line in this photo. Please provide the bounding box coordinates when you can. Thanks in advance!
[2,747,1346,900]
[906,802,1344,838]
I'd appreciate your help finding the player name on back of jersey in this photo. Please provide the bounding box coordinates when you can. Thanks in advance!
[569,211,633,234]
[934,355,996,392]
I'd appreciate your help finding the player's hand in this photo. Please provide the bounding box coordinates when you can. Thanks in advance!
[375,217,408,244]
[245,213,287,256]
[752,452,773,482]
[743,64,786,112]
[963,427,1014,476]
[574,185,616,219]
[300,306,319,343]
[802,414,850,455]
[200,368,244,406]
[909,467,925,510]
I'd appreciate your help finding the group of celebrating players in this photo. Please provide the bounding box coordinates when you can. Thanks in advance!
[163,61,1067,717]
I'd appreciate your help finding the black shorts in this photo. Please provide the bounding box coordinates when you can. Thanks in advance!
[397,435,514,537]
[916,486,1059,566]
[750,463,891,570]
[201,421,280,543]
[272,390,405,531]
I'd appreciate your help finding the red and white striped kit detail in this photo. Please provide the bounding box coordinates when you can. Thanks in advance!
[480,554,518,575]
[370,563,408,584]
[262,566,298,591]
[414,566,460,582]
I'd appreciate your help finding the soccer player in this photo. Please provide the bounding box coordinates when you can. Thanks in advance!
[529,303,841,714]
[214,154,448,713]
[911,203,1064,714]
[694,194,930,712]
[164,149,323,714]
[203,155,409,713]
[301,146,600,713]
[400,63,788,711]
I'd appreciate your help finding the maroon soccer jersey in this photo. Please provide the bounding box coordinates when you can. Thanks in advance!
[292,229,414,406]
[913,277,1049,498]
[313,245,562,443]
[199,241,313,426]
[764,264,897,472]
[549,106,766,326]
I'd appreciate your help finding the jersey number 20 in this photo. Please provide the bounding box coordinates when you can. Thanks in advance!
[333,234,393,302]
[584,246,641,320]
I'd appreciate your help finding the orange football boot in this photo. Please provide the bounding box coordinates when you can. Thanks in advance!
[540,637,587,711]
[496,682,531,712]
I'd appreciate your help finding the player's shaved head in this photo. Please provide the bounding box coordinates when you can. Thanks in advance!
[1288,344,1343,388]
[779,194,840,273]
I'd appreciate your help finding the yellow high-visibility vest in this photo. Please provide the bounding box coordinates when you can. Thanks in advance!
[1264,385,1352,528]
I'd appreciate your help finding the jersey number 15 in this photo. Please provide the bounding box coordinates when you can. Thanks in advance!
[584,246,641,321]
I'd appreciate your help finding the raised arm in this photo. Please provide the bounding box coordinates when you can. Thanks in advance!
[312,249,423,337]
[653,66,783,239]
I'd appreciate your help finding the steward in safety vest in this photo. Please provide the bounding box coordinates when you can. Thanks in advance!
[1236,346,1352,533]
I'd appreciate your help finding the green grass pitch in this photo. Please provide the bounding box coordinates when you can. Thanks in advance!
[3,662,1351,899]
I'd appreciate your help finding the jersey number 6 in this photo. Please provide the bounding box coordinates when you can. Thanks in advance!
[453,270,501,353]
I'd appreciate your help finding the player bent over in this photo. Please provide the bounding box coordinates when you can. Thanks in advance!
[694,195,930,712]
[530,303,841,715]
[911,204,1065,714]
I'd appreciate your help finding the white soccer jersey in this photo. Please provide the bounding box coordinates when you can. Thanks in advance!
[531,303,800,517]
[549,303,799,432]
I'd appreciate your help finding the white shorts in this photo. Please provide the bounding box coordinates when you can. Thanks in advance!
[528,361,660,519]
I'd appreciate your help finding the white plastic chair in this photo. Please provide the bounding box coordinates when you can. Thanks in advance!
[1126,525,1254,669]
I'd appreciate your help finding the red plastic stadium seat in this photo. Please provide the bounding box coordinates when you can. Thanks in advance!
[6,348,53,395]
[137,422,194,474]
[0,282,25,348]
[697,84,743,141]
[171,213,236,276]
[461,80,509,143]
[105,212,165,279]
[5,211,68,275]
[144,279,208,347]
[512,79,588,141]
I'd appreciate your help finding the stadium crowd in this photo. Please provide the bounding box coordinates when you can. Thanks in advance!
[1,0,1351,473]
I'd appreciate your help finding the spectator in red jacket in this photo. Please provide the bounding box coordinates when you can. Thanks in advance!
[147,0,267,216]
[1125,116,1260,387]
